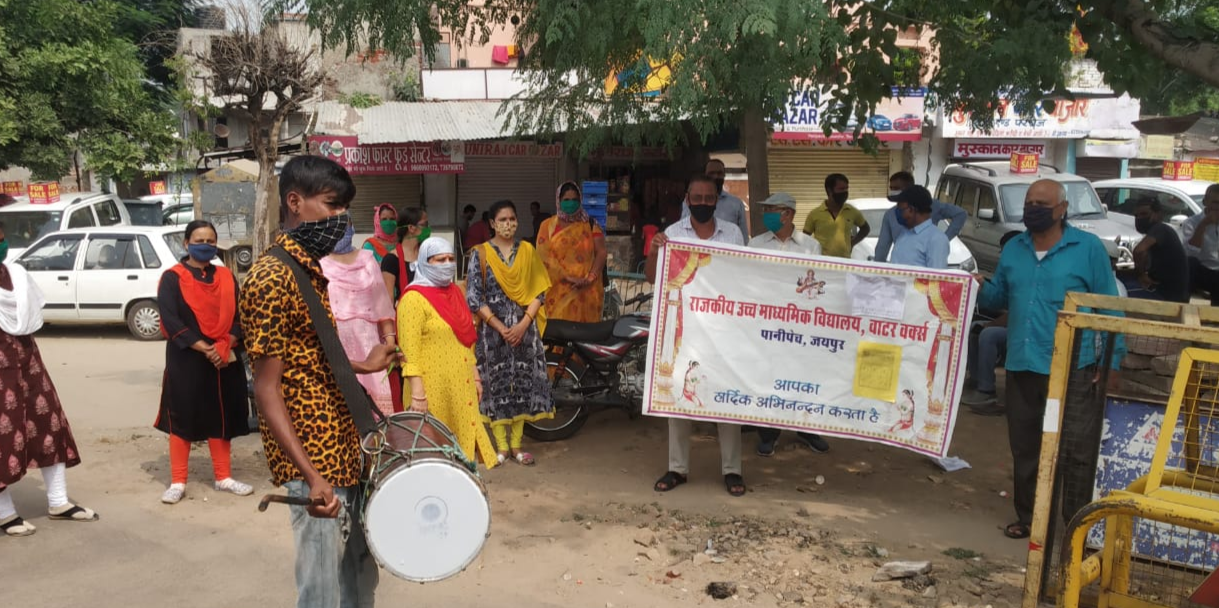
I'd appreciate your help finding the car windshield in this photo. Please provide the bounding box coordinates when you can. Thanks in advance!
[163,232,187,260]
[1,211,63,248]
[999,181,1106,222]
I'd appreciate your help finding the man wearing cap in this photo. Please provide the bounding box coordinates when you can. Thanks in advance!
[874,171,966,263]
[746,193,831,455]
[890,186,950,269]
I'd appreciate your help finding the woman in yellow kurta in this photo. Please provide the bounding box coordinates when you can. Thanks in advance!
[535,181,607,322]
[398,237,497,469]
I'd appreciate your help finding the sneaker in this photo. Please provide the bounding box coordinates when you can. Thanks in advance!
[215,478,254,496]
[161,483,186,504]
[756,439,777,457]
[961,389,998,406]
[798,433,830,453]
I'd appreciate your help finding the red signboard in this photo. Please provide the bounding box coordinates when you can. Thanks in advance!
[1163,160,1194,181]
[307,136,465,175]
[1009,153,1039,174]
[27,182,60,205]
[149,180,167,195]
[1,181,22,197]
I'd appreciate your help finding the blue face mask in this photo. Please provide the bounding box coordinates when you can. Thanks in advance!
[894,207,910,228]
[762,212,784,233]
[187,243,218,262]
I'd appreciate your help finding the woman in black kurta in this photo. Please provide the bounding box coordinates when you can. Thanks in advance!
[154,220,252,505]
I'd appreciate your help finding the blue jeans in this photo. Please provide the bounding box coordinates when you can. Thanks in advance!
[967,326,1007,393]
[285,480,379,608]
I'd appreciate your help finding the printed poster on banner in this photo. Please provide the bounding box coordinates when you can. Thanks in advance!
[643,241,976,458]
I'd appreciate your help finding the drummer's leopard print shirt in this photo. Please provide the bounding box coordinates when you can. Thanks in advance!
[240,234,362,488]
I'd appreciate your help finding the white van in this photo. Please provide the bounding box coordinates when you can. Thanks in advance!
[0,191,132,259]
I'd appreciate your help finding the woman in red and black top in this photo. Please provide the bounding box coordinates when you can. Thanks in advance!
[380,206,429,304]
[155,220,252,505]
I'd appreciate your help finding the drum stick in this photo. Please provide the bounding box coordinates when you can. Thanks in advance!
[257,494,322,512]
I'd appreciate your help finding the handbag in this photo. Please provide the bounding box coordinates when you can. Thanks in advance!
[268,246,385,437]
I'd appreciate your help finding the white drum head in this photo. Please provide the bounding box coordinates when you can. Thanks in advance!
[364,460,490,582]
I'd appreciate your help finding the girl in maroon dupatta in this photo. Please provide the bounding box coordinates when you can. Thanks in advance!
[397,237,497,469]
[154,221,252,505]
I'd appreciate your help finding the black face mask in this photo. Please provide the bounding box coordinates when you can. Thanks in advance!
[689,203,718,224]
[1135,217,1154,234]
[287,213,351,259]
[713,179,725,195]
[831,191,849,205]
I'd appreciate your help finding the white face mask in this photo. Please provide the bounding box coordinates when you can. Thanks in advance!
[888,190,902,198]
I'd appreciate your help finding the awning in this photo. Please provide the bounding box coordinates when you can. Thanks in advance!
[313,100,516,144]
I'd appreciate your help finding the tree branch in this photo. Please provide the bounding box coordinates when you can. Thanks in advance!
[1090,0,1219,88]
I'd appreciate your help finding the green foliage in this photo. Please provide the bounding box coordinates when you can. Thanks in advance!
[113,0,199,93]
[339,91,384,109]
[0,0,177,181]
[392,71,421,102]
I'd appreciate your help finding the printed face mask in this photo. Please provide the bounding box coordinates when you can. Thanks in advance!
[495,219,518,239]
[287,213,351,259]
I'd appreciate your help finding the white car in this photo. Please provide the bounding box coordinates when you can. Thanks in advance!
[14,225,222,340]
[0,191,132,260]
[849,198,978,272]
[1094,178,1216,225]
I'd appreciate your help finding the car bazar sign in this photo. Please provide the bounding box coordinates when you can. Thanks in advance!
[773,87,926,143]
[308,135,465,175]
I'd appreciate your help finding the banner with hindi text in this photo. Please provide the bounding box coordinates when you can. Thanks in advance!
[643,240,977,458]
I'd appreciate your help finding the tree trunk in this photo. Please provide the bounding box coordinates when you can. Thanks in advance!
[741,107,771,240]
[253,158,278,259]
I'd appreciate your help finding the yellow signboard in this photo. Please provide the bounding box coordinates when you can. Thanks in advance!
[1196,158,1219,183]
[605,56,674,97]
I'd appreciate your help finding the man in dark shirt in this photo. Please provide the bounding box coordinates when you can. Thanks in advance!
[530,201,552,240]
[1131,197,1190,303]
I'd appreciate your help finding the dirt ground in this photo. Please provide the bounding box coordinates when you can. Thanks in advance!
[2,327,1031,608]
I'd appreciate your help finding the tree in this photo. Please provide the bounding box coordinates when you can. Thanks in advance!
[114,0,201,94]
[179,5,325,256]
[0,0,178,184]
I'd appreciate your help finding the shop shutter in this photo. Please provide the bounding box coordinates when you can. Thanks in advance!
[350,175,423,232]
[1075,157,1122,182]
[766,148,893,223]
[457,156,559,217]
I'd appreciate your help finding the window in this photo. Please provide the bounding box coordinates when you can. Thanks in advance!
[94,200,122,226]
[137,235,162,268]
[68,207,96,228]
[956,182,981,216]
[0,210,62,248]
[430,43,451,69]
[18,236,82,271]
[163,232,188,260]
[164,206,193,226]
[998,181,1105,222]
[978,188,998,219]
[936,177,960,205]
[83,237,141,270]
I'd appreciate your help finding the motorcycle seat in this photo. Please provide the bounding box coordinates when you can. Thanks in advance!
[546,319,617,343]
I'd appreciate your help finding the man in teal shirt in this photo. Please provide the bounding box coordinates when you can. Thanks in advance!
[976,179,1124,541]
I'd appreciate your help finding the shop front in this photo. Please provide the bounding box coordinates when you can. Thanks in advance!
[457,141,565,218]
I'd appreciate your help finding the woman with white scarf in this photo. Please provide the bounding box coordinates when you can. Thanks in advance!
[0,223,98,537]
[397,237,497,469]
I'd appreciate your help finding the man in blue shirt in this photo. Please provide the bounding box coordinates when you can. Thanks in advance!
[874,171,966,263]
[975,179,1123,541]
[890,186,950,269]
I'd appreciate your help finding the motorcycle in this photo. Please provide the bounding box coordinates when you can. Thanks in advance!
[524,293,653,441]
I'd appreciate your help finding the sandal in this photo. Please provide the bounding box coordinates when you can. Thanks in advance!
[512,450,536,466]
[496,452,509,466]
[47,504,99,522]
[1004,522,1030,539]
[0,515,36,537]
[724,473,746,497]
[654,471,688,492]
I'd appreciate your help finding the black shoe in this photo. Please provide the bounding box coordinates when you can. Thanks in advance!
[798,433,830,453]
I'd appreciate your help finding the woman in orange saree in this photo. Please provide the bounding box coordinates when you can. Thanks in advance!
[535,181,606,322]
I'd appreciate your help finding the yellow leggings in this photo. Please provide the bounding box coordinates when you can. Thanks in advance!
[492,420,526,452]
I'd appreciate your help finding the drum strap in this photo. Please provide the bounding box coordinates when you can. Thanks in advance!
[268,246,384,437]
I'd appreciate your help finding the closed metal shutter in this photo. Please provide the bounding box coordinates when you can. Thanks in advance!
[767,148,893,222]
[458,156,559,216]
[350,175,423,232]
[1075,157,1122,182]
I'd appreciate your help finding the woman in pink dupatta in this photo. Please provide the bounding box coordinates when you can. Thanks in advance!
[320,223,398,415]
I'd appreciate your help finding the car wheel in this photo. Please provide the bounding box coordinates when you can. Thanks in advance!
[235,246,254,269]
[126,300,162,341]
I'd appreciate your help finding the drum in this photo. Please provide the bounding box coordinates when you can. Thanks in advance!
[361,412,490,582]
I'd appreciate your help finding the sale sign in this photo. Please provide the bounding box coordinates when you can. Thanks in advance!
[644,240,976,458]
[1163,160,1194,181]
[1,181,22,197]
[1010,153,1039,174]
[149,181,167,195]
[27,182,60,205]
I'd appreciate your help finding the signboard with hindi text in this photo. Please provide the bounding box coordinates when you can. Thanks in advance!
[644,241,976,458]
[1196,158,1219,183]
[307,135,465,175]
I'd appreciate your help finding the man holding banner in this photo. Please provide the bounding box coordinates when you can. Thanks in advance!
[647,175,748,497]
[746,192,831,456]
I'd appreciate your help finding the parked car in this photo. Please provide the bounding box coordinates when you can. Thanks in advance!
[0,191,131,260]
[14,225,222,340]
[162,202,194,227]
[122,199,164,226]
[848,198,978,272]
[867,115,893,131]
[893,113,922,132]
[1094,177,1215,225]
[935,161,1136,273]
